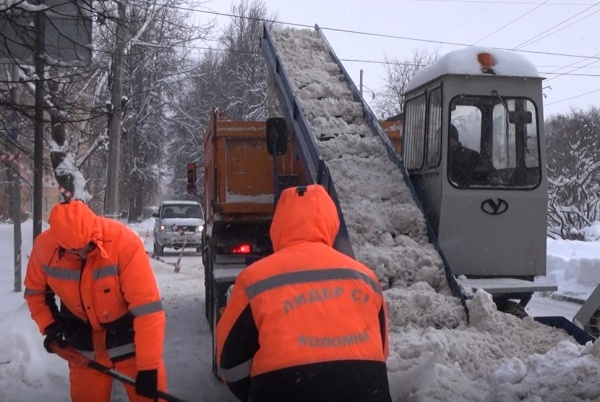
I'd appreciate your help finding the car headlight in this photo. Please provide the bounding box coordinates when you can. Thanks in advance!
[159,225,172,232]
[197,225,203,232]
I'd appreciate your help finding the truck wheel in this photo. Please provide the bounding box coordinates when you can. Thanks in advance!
[204,268,210,322]
[154,242,164,257]
[211,300,221,380]
[201,228,207,267]
[205,250,213,325]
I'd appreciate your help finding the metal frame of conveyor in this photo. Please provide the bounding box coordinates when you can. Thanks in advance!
[261,24,354,259]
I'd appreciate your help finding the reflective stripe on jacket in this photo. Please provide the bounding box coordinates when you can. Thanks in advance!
[24,201,165,370]
[216,185,390,395]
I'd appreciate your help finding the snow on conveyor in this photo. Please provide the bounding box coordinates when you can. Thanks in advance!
[271,28,465,329]
[269,28,593,402]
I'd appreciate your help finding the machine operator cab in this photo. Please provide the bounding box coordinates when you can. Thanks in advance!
[402,47,556,309]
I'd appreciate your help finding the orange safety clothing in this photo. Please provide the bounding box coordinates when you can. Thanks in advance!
[69,357,167,402]
[24,200,167,401]
[216,184,391,402]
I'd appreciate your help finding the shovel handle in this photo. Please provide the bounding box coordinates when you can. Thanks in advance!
[50,343,188,402]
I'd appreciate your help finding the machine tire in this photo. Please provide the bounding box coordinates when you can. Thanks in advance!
[585,309,600,339]
[498,299,528,319]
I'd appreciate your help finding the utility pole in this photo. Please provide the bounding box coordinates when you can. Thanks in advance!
[8,64,22,292]
[105,0,126,219]
[359,69,364,96]
[33,6,45,240]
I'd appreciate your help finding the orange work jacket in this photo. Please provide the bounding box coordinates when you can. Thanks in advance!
[24,201,165,370]
[217,185,389,387]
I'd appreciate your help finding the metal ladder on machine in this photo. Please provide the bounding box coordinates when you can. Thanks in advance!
[260,22,469,318]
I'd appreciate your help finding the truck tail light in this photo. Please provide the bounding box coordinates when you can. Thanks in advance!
[232,244,251,254]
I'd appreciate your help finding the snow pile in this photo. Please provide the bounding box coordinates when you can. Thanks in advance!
[406,46,540,92]
[583,221,600,242]
[0,308,70,397]
[388,290,577,401]
[547,238,600,301]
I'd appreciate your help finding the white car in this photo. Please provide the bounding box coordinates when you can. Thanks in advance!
[152,200,204,256]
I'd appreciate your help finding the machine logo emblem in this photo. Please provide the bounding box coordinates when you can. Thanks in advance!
[481,198,508,215]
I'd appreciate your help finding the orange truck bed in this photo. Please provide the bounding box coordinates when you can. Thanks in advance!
[379,120,403,154]
[203,110,302,224]
[203,110,401,226]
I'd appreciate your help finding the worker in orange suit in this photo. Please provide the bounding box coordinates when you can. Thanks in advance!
[24,200,168,402]
[216,184,392,402]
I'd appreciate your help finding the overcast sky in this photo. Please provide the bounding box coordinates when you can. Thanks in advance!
[201,0,599,118]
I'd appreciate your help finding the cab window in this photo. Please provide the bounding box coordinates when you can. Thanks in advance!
[449,96,540,189]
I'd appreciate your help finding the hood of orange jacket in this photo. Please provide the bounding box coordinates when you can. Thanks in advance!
[270,184,340,252]
[48,200,103,251]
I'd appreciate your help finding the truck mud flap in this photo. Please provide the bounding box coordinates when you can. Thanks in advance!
[533,316,595,345]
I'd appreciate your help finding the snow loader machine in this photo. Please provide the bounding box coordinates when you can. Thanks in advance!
[193,25,596,376]
[397,46,594,342]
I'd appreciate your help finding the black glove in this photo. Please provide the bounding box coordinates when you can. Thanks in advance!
[135,369,158,399]
[43,322,68,353]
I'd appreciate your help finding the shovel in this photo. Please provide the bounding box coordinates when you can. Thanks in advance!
[51,343,187,402]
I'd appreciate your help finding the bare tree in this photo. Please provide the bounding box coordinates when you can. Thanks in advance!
[117,0,213,221]
[165,0,277,198]
[219,0,275,120]
[0,0,112,204]
[375,49,438,119]
[163,50,223,201]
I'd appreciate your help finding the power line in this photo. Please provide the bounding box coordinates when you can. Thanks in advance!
[440,3,493,37]
[342,58,600,76]
[540,72,600,77]
[513,3,600,49]
[471,0,550,45]
[538,65,600,69]
[180,44,600,77]
[545,52,600,82]
[169,7,600,61]
[545,88,600,105]
[130,4,600,107]
[407,0,595,4]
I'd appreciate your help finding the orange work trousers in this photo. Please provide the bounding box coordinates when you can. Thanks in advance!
[69,358,168,402]
[68,330,168,402]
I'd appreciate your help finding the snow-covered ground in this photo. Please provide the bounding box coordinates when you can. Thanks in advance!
[1,219,600,401]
